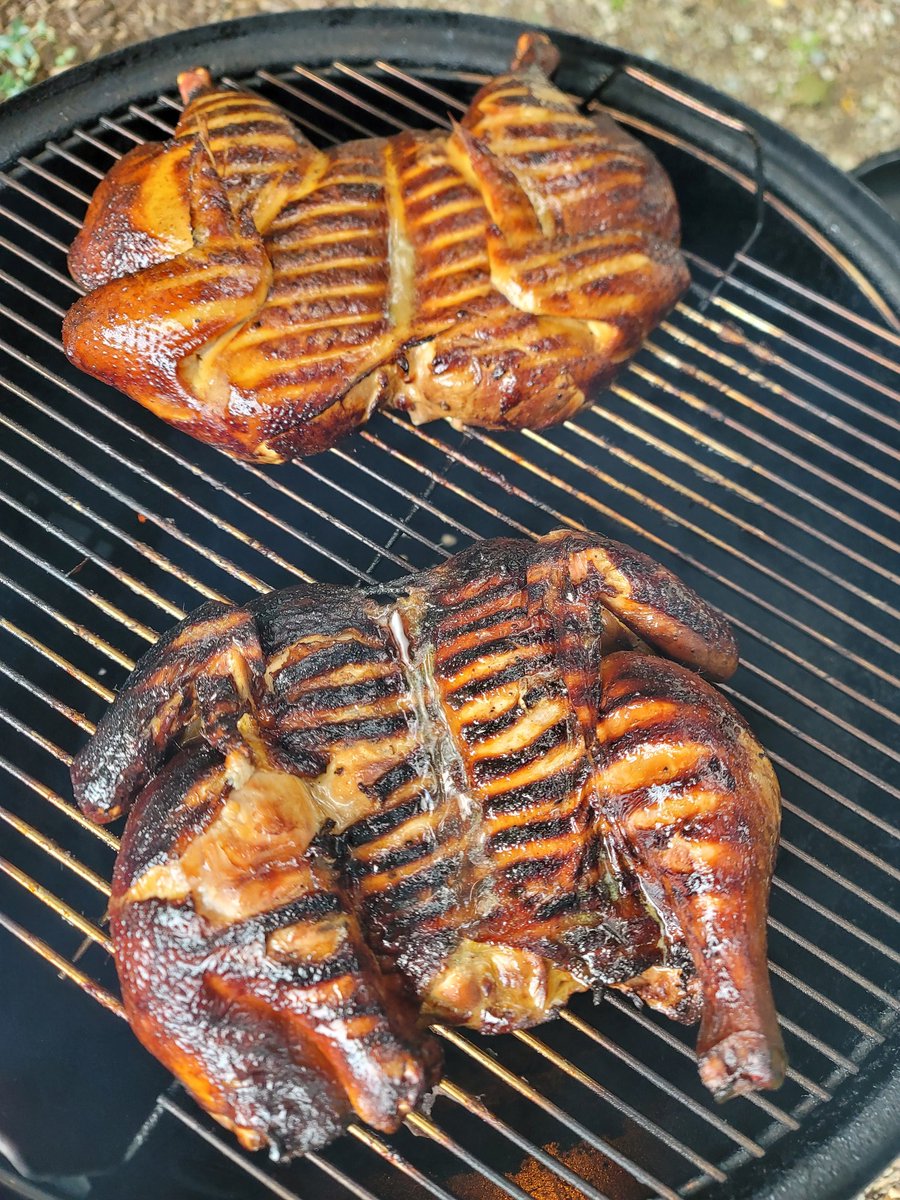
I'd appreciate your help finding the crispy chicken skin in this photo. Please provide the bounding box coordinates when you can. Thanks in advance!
[62,36,688,461]
[111,742,437,1156]
[73,531,784,1158]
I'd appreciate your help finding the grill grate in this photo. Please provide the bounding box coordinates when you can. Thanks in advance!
[0,28,898,1200]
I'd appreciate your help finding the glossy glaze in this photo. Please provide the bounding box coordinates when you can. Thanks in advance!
[73,531,783,1159]
[62,35,688,461]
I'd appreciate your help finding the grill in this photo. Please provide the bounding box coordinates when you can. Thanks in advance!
[1,9,899,1200]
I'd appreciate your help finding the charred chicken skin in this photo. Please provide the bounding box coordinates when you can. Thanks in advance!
[72,531,785,1159]
[62,35,689,461]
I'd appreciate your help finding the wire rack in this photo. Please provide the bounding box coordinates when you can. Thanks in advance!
[0,43,898,1200]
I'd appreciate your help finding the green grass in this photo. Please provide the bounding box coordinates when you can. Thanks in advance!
[0,18,76,101]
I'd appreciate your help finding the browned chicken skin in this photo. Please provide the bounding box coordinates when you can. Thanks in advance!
[72,531,784,1159]
[62,36,689,461]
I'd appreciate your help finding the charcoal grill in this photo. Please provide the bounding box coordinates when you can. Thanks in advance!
[0,9,898,1200]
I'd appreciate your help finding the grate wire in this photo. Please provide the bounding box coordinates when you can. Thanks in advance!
[0,47,897,1200]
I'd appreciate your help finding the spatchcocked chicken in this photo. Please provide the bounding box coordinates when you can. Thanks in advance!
[62,35,689,461]
[72,531,785,1159]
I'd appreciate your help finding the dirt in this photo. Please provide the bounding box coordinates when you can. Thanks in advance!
[8,0,900,171]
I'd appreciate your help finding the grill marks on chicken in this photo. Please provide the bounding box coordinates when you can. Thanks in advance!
[72,531,785,1159]
[66,74,310,293]
[62,35,689,460]
[73,602,266,824]
[112,742,434,1155]
[447,60,687,332]
[413,554,600,981]
[217,140,398,456]
[594,652,784,1095]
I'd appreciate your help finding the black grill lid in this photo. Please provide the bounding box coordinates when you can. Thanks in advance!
[0,10,898,1200]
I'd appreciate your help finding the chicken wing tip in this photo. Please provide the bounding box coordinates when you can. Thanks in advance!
[178,67,214,104]
[510,32,561,76]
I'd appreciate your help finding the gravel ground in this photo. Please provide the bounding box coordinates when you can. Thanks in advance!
[4,1,899,1197]
[9,0,900,170]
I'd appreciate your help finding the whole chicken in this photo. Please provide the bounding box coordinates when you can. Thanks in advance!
[62,35,688,461]
[72,530,785,1159]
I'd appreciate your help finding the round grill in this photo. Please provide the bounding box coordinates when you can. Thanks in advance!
[0,10,898,1200]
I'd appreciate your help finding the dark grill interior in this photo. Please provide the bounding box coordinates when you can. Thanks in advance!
[0,17,898,1200]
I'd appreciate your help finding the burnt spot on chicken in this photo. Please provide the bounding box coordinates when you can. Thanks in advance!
[72,529,784,1158]
[71,601,266,823]
[110,736,437,1158]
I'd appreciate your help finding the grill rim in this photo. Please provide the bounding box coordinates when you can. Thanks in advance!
[2,5,900,323]
[1,8,899,1199]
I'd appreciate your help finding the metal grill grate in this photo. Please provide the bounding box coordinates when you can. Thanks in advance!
[0,28,898,1200]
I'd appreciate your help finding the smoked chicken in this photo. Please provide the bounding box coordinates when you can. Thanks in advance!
[62,35,689,461]
[72,531,786,1159]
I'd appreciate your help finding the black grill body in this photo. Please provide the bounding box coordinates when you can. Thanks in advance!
[0,10,898,1200]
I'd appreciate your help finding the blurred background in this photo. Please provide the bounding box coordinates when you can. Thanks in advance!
[4,0,900,174]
